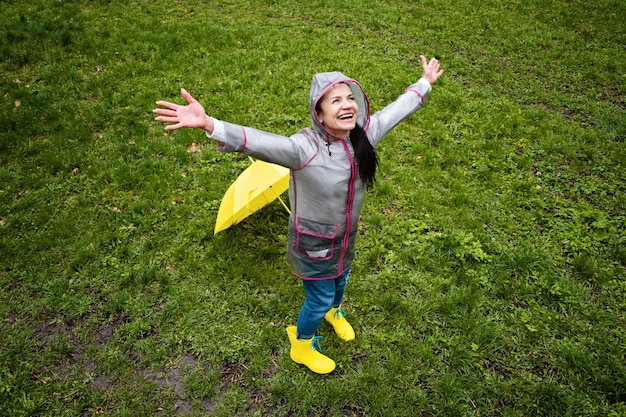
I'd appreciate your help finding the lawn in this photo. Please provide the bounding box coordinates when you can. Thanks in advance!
[1,0,625,416]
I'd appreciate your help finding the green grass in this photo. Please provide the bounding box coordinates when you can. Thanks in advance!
[1,0,625,416]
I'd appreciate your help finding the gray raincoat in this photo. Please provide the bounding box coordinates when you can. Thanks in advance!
[209,72,432,280]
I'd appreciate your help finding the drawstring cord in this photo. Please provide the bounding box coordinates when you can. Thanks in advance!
[311,336,324,352]
[334,309,347,320]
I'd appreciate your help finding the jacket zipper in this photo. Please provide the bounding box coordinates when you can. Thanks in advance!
[339,139,356,273]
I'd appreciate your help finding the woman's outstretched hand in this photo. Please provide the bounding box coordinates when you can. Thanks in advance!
[153,88,214,133]
[420,55,444,85]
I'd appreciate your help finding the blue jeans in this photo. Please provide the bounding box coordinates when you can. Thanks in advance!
[296,269,350,339]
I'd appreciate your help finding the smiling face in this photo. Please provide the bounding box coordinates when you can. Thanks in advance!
[316,83,359,138]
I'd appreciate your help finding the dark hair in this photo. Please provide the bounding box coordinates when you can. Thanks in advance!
[350,124,378,187]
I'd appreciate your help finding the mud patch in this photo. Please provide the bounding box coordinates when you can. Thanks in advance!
[26,312,278,415]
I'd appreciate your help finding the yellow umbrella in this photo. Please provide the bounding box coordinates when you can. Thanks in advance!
[214,157,290,234]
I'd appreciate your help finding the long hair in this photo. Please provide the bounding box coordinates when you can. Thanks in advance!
[350,124,378,187]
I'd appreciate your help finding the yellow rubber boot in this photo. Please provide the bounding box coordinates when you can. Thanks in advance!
[324,307,355,341]
[286,326,336,374]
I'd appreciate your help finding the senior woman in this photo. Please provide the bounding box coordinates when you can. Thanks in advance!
[154,55,443,374]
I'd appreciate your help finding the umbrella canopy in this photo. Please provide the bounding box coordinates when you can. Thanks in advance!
[214,159,290,234]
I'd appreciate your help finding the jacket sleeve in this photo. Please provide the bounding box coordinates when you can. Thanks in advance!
[366,78,432,147]
[207,121,317,170]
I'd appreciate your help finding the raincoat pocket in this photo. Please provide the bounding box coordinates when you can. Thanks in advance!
[295,218,338,261]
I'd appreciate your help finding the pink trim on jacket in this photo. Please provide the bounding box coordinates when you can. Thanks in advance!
[240,126,248,153]
[404,88,425,105]
[338,139,357,273]
[296,129,321,171]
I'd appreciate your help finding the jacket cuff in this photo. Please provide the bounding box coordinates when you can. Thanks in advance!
[405,78,432,104]
[205,117,225,140]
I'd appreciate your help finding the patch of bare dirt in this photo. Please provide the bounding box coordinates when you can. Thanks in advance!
[25,310,280,415]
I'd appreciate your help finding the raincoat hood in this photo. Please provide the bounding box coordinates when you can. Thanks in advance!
[309,72,370,138]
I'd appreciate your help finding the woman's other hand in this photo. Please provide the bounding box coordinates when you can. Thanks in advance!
[420,55,443,84]
[154,88,214,134]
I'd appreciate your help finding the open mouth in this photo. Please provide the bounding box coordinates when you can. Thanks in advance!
[338,114,354,121]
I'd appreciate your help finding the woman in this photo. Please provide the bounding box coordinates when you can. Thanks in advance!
[154,55,443,374]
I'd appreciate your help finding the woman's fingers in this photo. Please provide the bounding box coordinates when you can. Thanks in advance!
[155,100,179,110]
[153,108,177,117]
[155,116,179,123]
[180,88,196,104]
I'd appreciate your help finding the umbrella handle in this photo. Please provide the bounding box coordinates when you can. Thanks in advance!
[248,155,291,214]
[276,195,291,214]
